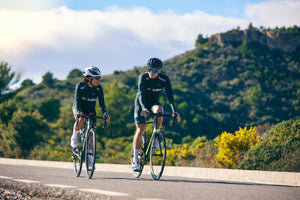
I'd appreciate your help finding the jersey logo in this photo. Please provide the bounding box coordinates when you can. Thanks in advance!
[158,76,166,82]
[153,88,162,92]
[87,98,97,102]
[147,88,151,91]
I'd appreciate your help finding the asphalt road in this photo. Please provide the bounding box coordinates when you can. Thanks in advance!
[0,163,299,200]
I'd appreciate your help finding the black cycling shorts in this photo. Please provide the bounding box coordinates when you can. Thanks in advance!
[134,97,161,124]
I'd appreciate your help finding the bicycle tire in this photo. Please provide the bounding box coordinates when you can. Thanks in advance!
[131,134,145,178]
[150,131,166,180]
[85,128,96,179]
[72,147,83,177]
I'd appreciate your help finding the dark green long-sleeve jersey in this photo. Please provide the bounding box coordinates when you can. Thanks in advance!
[136,72,175,112]
[73,82,106,114]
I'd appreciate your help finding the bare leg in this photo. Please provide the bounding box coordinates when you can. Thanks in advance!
[71,117,86,148]
[151,105,164,129]
[74,117,85,132]
[133,124,146,149]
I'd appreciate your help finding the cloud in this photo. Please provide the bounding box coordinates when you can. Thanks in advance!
[1,1,299,84]
[0,0,61,11]
[244,0,300,27]
[0,6,247,83]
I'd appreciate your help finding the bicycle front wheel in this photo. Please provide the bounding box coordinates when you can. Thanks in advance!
[85,128,96,179]
[72,132,84,177]
[150,131,166,180]
[72,147,83,177]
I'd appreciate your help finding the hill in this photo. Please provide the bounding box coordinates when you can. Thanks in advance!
[160,26,300,139]
[103,25,300,140]
[1,25,300,165]
[11,25,300,142]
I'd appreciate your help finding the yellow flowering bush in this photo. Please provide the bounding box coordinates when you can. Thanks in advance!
[166,143,197,166]
[215,127,262,168]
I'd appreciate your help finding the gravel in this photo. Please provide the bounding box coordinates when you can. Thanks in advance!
[0,178,134,200]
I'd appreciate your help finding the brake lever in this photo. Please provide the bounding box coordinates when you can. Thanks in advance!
[102,116,107,128]
[102,119,107,128]
[169,114,177,127]
[75,113,82,127]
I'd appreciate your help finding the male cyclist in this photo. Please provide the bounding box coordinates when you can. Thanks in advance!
[132,58,181,171]
[71,66,110,167]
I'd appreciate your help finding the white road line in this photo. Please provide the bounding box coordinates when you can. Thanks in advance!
[137,199,166,200]
[0,176,12,179]
[78,188,130,197]
[14,179,40,183]
[45,184,75,188]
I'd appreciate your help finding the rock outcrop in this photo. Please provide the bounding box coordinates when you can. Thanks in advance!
[211,30,300,52]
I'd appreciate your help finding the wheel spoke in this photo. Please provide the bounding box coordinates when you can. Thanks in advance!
[85,129,96,179]
[150,131,166,180]
[131,134,145,178]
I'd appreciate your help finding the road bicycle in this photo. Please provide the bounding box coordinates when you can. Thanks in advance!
[131,112,177,180]
[72,113,107,179]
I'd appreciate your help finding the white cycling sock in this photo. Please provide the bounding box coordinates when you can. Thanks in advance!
[89,150,93,162]
[72,130,80,138]
[134,149,139,164]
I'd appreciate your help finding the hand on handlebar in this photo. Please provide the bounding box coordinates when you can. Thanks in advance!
[102,112,109,124]
[172,112,181,122]
[74,112,82,121]
[140,109,149,118]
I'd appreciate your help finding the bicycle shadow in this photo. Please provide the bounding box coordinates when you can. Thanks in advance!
[98,174,294,188]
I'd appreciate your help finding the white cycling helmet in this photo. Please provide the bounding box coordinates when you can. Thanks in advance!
[83,66,102,78]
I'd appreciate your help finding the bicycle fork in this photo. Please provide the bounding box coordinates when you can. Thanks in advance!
[145,128,159,156]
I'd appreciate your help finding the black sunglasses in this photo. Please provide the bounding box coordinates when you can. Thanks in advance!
[92,76,101,80]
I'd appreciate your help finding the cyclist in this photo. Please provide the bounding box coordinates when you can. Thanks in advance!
[132,58,181,171]
[71,66,110,166]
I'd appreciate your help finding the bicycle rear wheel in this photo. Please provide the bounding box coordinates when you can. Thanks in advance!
[150,131,166,180]
[131,134,145,178]
[85,128,96,179]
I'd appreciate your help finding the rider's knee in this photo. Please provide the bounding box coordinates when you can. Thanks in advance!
[136,124,145,134]
[152,105,164,113]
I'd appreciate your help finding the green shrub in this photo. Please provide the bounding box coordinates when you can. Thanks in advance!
[238,119,300,172]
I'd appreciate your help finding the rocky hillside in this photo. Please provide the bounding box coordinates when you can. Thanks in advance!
[211,28,300,52]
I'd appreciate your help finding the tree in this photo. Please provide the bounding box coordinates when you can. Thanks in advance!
[0,99,18,125]
[42,72,55,87]
[0,109,49,158]
[99,80,135,138]
[195,34,208,47]
[247,86,263,107]
[67,69,82,79]
[0,61,20,102]
[248,22,256,30]
[21,79,35,88]
[39,97,61,122]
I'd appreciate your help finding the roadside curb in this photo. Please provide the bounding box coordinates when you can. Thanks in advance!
[0,158,299,187]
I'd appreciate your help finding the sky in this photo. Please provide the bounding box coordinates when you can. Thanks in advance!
[1,0,300,84]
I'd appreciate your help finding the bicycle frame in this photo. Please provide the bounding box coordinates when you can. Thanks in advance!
[131,112,176,180]
[144,116,160,159]
[72,113,106,179]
